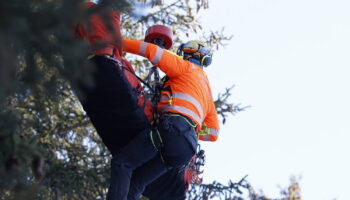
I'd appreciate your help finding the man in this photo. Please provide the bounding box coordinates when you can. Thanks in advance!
[74,2,196,200]
[74,1,152,155]
[108,39,220,200]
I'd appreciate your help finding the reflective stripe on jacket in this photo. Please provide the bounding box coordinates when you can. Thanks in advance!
[123,39,220,141]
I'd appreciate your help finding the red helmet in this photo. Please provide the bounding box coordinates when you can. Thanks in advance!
[145,25,173,49]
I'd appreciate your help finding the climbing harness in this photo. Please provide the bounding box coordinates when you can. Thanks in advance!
[163,113,197,129]
[144,66,163,107]
[88,54,161,104]
[104,55,171,165]
[149,128,166,164]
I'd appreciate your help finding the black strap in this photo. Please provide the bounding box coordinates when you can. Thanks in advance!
[105,56,155,93]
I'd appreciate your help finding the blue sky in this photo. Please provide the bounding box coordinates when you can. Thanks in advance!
[198,0,350,199]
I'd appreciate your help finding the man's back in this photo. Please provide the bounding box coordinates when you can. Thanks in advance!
[122,39,220,141]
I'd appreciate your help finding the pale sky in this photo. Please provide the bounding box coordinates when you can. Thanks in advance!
[198,0,350,199]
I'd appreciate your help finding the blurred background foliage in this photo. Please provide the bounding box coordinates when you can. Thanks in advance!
[0,0,298,199]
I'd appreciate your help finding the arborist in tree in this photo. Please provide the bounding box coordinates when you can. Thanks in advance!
[74,1,153,153]
[108,39,220,200]
[74,2,201,200]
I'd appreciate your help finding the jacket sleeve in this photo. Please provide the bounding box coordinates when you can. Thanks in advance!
[198,103,220,142]
[122,39,193,77]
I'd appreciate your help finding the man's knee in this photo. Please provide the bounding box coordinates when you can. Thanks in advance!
[162,137,195,168]
[111,157,133,171]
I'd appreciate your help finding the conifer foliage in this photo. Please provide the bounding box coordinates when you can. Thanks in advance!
[0,0,292,200]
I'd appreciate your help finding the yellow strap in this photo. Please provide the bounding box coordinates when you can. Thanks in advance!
[149,130,166,164]
[197,126,210,135]
[149,130,158,150]
[196,123,210,140]
[87,54,95,60]
[156,129,163,144]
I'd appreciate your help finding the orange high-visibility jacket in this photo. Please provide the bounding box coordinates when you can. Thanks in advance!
[75,2,122,59]
[123,39,220,141]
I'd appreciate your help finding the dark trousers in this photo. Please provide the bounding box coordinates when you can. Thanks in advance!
[78,55,150,154]
[75,56,194,199]
[143,169,186,200]
[108,115,197,200]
